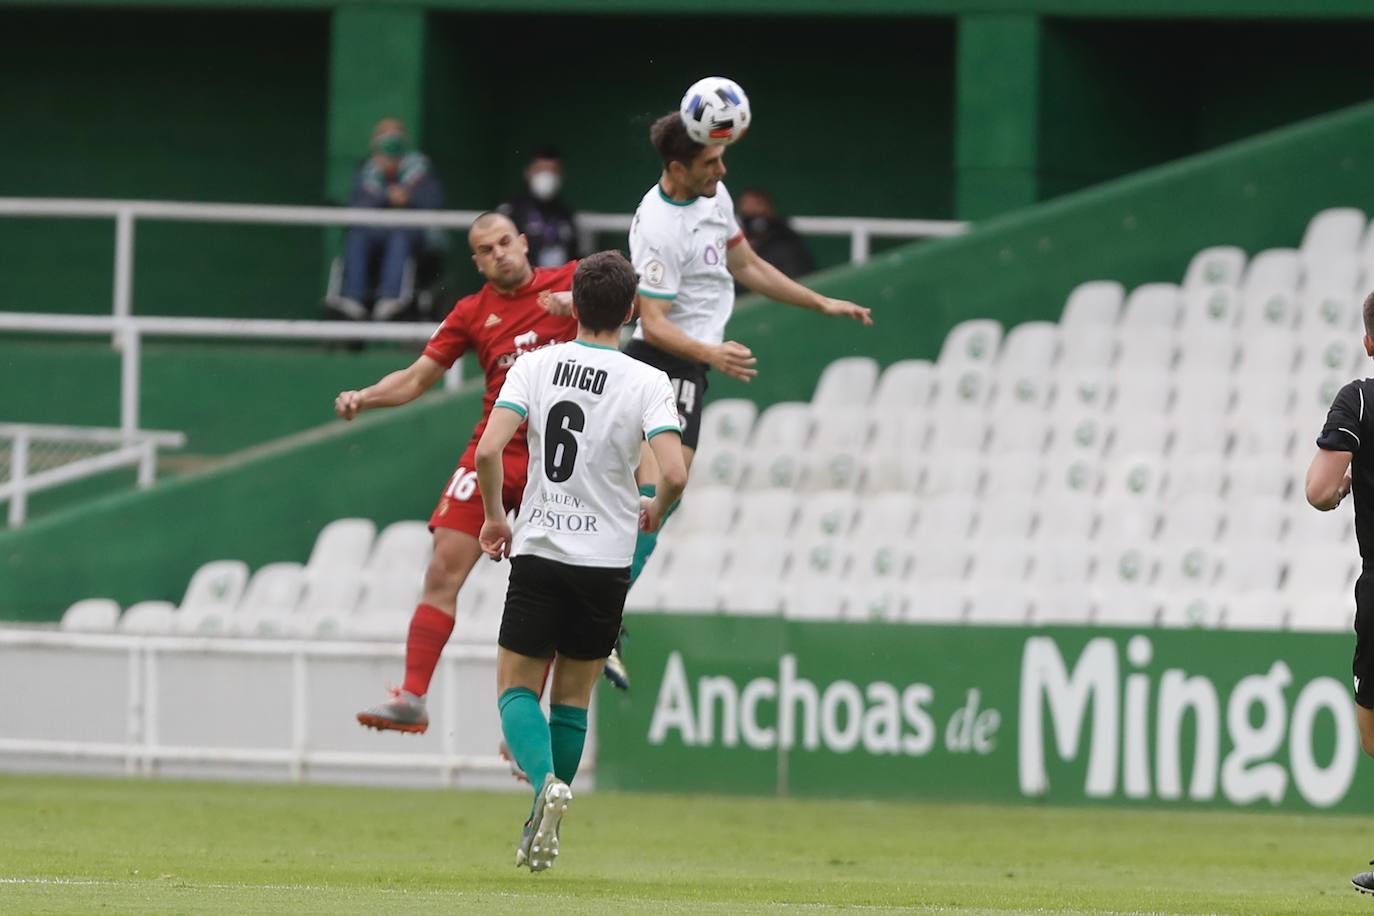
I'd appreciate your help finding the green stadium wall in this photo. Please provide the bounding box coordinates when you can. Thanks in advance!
[4,99,1374,621]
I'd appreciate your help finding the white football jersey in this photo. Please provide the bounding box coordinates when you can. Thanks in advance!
[629,181,743,347]
[494,340,682,567]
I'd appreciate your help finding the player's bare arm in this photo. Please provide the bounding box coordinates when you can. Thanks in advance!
[641,430,688,533]
[538,289,574,317]
[474,406,525,558]
[1306,448,1354,511]
[726,236,873,326]
[334,355,447,420]
[638,294,758,383]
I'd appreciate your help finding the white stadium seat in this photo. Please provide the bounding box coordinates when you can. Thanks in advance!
[60,598,119,633]
[783,579,848,621]
[180,559,249,616]
[999,321,1059,371]
[855,493,919,540]
[1114,327,1176,372]
[668,486,736,538]
[790,535,845,580]
[906,540,966,582]
[1102,454,1166,503]
[740,445,804,491]
[235,562,307,637]
[1093,586,1161,627]
[1120,282,1182,330]
[871,359,937,409]
[1225,593,1287,631]
[750,402,813,449]
[938,319,1003,368]
[1183,245,1246,290]
[696,443,747,489]
[1060,281,1125,328]
[365,521,432,584]
[973,498,1037,541]
[1158,591,1226,629]
[1154,541,1226,592]
[1179,287,1241,334]
[1241,248,1301,299]
[968,539,1033,583]
[903,582,968,624]
[845,584,904,623]
[306,518,376,577]
[932,365,994,408]
[1032,586,1095,625]
[1219,500,1286,545]
[1034,498,1097,542]
[733,490,799,537]
[1157,497,1226,543]
[1301,208,1366,262]
[981,454,1043,498]
[811,356,879,407]
[810,407,873,449]
[1028,540,1094,588]
[116,601,178,635]
[845,542,915,583]
[965,585,1034,625]
[698,398,758,448]
[1216,542,1285,594]
[1053,370,1112,413]
[794,492,857,540]
[1057,326,1116,372]
[1164,457,1227,503]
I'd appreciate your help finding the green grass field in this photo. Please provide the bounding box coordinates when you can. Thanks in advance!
[2,774,1373,915]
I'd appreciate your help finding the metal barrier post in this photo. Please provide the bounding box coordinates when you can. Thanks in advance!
[120,325,140,439]
[850,226,872,265]
[8,429,29,527]
[113,208,135,346]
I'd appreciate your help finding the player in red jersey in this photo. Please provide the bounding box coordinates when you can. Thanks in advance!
[337,211,578,734]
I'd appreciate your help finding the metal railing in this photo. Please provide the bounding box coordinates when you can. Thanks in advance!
[0,627,518,785]
[0,196,969,331]
[0,423,186,527]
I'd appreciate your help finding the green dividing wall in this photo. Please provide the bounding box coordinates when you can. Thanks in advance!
[6,98,1374,620]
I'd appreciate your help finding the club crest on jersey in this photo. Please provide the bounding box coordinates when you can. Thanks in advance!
[644,259,666,287]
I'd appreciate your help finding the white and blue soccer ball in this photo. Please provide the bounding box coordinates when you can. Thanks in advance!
[679,76,751,146]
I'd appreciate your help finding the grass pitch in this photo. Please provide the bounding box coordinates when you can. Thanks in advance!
[2,774,1372,914]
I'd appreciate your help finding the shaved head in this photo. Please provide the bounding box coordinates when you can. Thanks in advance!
[468,211,518,248]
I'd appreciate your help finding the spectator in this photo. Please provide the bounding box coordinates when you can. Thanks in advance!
[330,118,443,321]
[498,146,581,268]
[735,189,814,292]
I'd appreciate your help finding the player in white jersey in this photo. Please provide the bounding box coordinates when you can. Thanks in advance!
[474,250,687,872]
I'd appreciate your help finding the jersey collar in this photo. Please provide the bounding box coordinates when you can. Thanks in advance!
[658,185,698,207]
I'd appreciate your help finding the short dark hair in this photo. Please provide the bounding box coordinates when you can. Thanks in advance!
[650,111,705,168]
[573,251,636,332]
[1364,289,1374,337]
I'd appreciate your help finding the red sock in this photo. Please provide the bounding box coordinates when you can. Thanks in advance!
[401,604,455,697]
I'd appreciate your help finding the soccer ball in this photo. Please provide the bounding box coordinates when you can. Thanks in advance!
[679,77,751,146]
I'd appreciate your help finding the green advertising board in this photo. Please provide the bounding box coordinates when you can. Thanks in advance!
[597,615,1369,813]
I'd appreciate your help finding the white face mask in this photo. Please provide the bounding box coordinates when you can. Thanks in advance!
[529,170,561,201]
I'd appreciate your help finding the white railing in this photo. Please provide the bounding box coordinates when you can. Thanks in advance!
[0,196,969,330]
[0,627,542,787]
[0,313,458,440]
[0,423,186,527]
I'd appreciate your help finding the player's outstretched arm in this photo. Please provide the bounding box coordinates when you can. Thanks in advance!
[641,431,688,533]
[475,407,524,558]
[726,236,873,326]
[1306,448,1354,511]
[334,355,447,421]
[639,295,758,383]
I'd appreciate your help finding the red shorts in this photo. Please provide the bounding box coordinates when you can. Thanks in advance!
[428,439,529,537]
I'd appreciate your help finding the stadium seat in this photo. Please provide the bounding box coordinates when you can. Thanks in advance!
[1226,457,1294,503]
[845,542,915,583]
[1113,373,1174,417]
[902,582,968,624]
[1053,370,1112,413]
[178,559,250,635]
[1114,327,1176,373]
[1216,542,1285,594]
[981,454,1043,498]
[918,459,984,498]
[988,407,1052,456]
[721,574,783,616]
[1102,454,1166,503]
[1155,542,1225,592]
[750,402,812,449]
[871,359,936,409]
[1045,411,1109,460]
[1230,418,1294,462]
[1174,329,1237,374]
[364,521,432,584]
[973,498,1037,541]
[924,408,990,456]
[1164,457,1227,503]
[794,492,857,540]
[968,539,1033,583]
[1095,504,1159,544]
[1219,500,1286,545]
[697,443,747,489]
[1179,287,1241,335]
[1039,458,1104,500]
[1297,257,1362,336]
[116,601,178,635]
[800,447,863,492]
[1302,331,1366,378]
[1027,540,1094,588]
[1033,497,1097,541]
[1058,326,1116,372]
[810,407,873,450]
[1183,245,1246,290]
[844,583,903,623]
[624,573,663,613]
[1094,540,1159,592]
[999,321,1059,371]
[1225,593,1286,630]
[1158,591,1226,629]
[296,574,364,636]
[671,486,737,537]
[60,598,120,633]
[1157,496,1226,542]
[1032,586,1095,625]
[932,365,994,409]
[938,319,1003,368]
[1242,248,1301,299]
[991,366,1053,411]
[662,537,729,607]
[791,535,845,580]
[698,399,758,449]
[1171,413,1232,461]
[1060,281,1125,328]
[306,518,376,578]
[1120,283,1182,330]
[1092,586,1161,627]
[740,445,804,491]
[733,490,800,536]
[965,585,1034,625]
[1287,591,1353,632]
[356,573,422,620]
[1301,208,1366,262]
[782,579,847,621]
[906,540,966,582]
[235,562,306,637]
[811,356,879,407]
[1285,501,1353,546]
[855,493,919,540]
[1234,330,1299,378]
[1285,547,1356,602]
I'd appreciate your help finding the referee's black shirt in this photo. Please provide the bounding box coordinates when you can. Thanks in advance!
[1318,379,1374,559]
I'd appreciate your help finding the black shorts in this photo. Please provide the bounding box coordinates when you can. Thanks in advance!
[624,338,709,450]
[1355,567,1374,709]
[498,555,631,661]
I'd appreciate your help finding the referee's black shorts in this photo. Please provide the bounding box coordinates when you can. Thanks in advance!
[498,555,631,661]
[1354,566,1374,709]
[624,338,709,450]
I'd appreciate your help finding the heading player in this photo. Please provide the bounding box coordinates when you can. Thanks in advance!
[336,211,578,734]
[475,250,687,871]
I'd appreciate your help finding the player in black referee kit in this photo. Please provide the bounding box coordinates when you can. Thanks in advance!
[473,250,687,872]
[1306,290,1374,895]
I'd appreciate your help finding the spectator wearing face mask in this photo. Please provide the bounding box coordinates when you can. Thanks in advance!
[331,118,444,321]
[734,188,814,292]
[497,146,582,269]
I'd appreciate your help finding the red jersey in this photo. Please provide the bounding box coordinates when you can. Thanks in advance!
[423,262,579,444]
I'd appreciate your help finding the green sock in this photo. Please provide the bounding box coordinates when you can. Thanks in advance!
[631,484,679,583]
[549,704,589,785]
[498,687,553,810]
